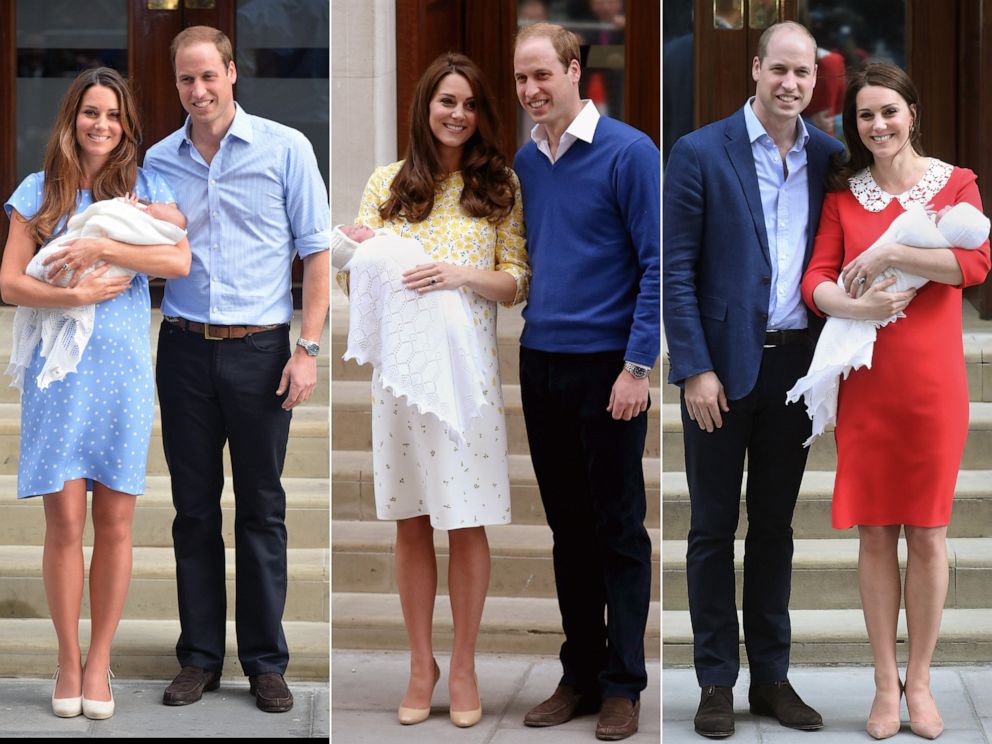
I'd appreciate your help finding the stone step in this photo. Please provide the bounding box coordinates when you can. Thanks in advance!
[0,617,328,679]
[661,537,992,611]
[662,470,992,540]
[331,592,660,658]
[331,521,660,600]
[0,403,329,479]
[0,475,328,548]
[0,546,328,622]
[331,450,660,527]
[662,608,992,665]
[662,402,992,471]
[332,381,661,458]
[661,331,992,404]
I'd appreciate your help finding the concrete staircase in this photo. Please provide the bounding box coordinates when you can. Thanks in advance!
[331,286,662,656]
[661,303,992,665]
[0,308,329,680]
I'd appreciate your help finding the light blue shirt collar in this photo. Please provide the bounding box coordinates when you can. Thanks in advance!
[179,102,254,150]
[743,97,809,152]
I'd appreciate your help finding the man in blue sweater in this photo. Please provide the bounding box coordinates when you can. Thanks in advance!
[513,22,660,742]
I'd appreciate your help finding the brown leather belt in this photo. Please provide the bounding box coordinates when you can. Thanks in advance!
[164,316,288,340]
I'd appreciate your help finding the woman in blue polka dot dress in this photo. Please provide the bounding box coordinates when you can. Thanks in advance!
[0,68,191,719]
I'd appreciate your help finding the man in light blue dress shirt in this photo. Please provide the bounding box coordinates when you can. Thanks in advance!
[144,25,329,713]
[664,22,844,738]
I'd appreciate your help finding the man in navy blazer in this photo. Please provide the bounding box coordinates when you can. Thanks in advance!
[664,21,844,738]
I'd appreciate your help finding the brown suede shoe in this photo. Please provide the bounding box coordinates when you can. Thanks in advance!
[596,697,640,741]
[524,684,600,727]
[162,666,222,706]
[249,672,294,713]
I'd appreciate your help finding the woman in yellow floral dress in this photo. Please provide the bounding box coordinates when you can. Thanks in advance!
[345,53,529,727]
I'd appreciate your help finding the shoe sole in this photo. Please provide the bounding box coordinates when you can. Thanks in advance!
[250,687,293,713]
[162,677,221,706]
[694,726,735,739]
[749,705,823,730]
[596,729,639,741]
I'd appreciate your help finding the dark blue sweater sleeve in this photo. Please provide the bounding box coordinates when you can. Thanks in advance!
[617,137,661,367]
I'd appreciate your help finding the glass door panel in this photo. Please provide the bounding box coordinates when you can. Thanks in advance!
[235,0,329,188]
[15,0,127,182]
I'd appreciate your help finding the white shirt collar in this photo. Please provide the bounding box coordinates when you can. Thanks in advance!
[530,100,601,163]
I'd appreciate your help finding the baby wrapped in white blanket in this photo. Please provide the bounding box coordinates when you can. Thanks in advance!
[334,225,489,445]
[786,201,990,446]
[7,197,187,392]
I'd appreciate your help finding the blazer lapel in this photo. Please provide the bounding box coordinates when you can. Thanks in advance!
[724,111,771,269]
[805,134,828,264]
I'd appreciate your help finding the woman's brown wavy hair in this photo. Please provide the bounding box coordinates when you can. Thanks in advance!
[380,52,514,224]
[826,63,924,192]
[26,67,141,244]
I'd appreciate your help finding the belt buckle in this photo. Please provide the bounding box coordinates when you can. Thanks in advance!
[203,323,224,341]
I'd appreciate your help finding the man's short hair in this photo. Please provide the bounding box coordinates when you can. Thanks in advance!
[170,25,234,70]
[756,21,817,62]
[515,22,581,71]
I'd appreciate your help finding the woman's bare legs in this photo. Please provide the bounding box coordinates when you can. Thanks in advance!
[858,524,903,729]
[395,516,439,710]
[903,524,948,731]
[447,526,490,713]
[82,483,136,702]
[42,480,88,699]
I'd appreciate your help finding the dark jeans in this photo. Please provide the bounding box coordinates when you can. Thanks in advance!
[156,320,292,675]
[682,341,813,688]
[520,347,652,701]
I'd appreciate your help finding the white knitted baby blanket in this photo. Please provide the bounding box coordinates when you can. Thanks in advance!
[7,198,187,392]
[786,201,989,446]
[341,229,490,445]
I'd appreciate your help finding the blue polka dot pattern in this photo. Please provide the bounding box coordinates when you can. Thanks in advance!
[4,168,176,498]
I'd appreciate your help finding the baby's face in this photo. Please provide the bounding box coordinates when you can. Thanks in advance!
[340,224,374,243]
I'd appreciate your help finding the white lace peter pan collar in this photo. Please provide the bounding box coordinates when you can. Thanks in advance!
[848,158,954,212]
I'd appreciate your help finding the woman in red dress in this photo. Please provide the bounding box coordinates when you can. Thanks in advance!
[802,64,991,740]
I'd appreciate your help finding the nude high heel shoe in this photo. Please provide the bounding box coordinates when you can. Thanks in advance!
[81,668,115,720]
[866,681,903,740]
[51,666,83,718]
[397,659,440,725]
[449,673,481,728]
[907,685,943,740]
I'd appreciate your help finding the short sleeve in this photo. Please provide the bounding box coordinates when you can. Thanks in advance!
[494,170,529,307]
[4,172,44,221]
[138,168,178,205]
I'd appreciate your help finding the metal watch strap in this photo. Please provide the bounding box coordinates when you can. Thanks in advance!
[623,361,650,379]
[296,338,320,356]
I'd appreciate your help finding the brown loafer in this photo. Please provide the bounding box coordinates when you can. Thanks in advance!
[249,672,294,713]
[596,697,640,740]
[524,684,600,727]
[163,666,222,706]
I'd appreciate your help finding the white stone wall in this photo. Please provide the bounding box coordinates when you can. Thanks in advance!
[331,0,397,225]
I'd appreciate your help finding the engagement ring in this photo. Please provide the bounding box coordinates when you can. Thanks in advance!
[61,263,70,273]
[857,276,866,285]
[429,277,437,285]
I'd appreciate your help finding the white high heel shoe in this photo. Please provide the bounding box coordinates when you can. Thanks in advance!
[82,668,115,720]
[51,666,83,718]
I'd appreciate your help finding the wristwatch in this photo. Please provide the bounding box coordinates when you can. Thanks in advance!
[623,360,651,380]
[296,338,320,356]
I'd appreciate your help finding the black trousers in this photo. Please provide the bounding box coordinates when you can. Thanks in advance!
[683,341,813,688]
[156,321,292,675]
[520,347,652,701]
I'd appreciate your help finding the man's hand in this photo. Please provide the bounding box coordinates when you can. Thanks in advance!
[607,371,650,421]
[684,370,729,432]
[276,349,317,410]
